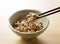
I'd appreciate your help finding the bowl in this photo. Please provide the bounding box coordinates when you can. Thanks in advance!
[8,9,49,40]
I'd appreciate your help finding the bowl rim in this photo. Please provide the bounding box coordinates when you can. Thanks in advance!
[8,9,49,34]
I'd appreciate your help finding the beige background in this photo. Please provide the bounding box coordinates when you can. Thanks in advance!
[0,0,60,44]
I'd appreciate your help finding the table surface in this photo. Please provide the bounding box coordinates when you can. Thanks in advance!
[0,0,60,44]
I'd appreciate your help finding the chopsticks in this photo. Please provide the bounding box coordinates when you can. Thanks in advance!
[38,7,60,18]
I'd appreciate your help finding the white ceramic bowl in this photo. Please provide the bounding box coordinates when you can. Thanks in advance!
[8,9,49,40]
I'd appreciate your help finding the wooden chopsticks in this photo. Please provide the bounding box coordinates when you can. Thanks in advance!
[38,7,60,18]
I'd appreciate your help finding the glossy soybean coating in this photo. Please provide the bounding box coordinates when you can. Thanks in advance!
[38,7,60,18]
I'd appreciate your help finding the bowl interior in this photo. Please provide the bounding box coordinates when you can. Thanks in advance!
[9,9,49,34]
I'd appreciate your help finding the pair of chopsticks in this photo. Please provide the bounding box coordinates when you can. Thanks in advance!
[38,7,60,18]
